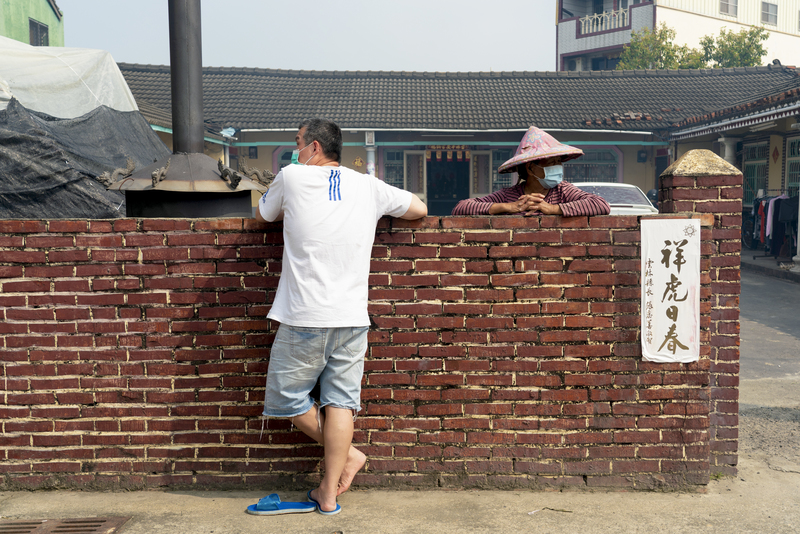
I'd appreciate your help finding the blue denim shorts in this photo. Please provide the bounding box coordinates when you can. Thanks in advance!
[263,324,368,418]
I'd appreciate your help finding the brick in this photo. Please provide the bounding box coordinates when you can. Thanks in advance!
[415,375,464,387]
[438,274,488,287]
[515,404,560,416]
[487,245,539,259]
[413,232,461,244]
[490,216,539,229]
[2,251,47,263]
[541,389,588,402]
[567,259,613,272]
[442,218,490,229]
[513,230,560,243]
[439,245,488,259]
[1,220,47,233]
[0,265,24,278]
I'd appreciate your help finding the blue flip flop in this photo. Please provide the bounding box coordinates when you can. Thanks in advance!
[245,493,317,515]
[307,490,341,516]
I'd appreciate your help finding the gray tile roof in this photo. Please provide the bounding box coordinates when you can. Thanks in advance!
[117,63,800,132]
[675,78,800,132]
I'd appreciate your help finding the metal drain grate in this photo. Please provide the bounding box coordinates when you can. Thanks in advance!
[0,517,130,534]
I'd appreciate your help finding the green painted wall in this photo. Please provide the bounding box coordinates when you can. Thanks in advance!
[0,0,64,46]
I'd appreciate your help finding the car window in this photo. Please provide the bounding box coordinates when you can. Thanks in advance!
[574,185,650,205]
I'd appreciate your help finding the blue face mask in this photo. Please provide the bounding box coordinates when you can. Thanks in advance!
[291,144,314,165]
[537,164,563,189]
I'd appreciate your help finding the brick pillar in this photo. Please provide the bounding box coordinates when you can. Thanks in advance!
[659,149,743,475]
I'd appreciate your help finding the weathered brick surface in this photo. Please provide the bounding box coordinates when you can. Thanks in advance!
[0,190,739,490]
[658,164,742,476]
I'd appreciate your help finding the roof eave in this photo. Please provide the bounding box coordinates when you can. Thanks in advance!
[239,127,657,135]
[671,101,800,140]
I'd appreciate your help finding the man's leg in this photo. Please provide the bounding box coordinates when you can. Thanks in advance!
[312,407,352,512]
[291,405,366,498]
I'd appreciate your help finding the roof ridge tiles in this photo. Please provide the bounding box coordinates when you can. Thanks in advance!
[117,62,799,80]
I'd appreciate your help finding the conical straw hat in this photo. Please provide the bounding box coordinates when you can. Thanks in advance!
[498,126,583,173]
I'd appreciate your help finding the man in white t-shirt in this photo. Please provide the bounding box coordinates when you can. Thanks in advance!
[256,118,427,515]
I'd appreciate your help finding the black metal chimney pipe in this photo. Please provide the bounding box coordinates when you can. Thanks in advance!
[168,0,204,154]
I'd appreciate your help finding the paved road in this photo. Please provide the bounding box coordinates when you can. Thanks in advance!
[738,269,800,533]
[740,270,800,380]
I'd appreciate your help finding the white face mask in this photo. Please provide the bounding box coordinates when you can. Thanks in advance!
[291,143,314,165]
[536,164,564,189]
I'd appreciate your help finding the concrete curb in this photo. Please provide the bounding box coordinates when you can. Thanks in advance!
[740,257,800,284]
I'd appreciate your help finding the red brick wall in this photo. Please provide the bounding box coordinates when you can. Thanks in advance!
[0,196,738,490]
[659,170,743,476]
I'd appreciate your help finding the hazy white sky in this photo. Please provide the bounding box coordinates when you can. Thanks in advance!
[56,0,558,72]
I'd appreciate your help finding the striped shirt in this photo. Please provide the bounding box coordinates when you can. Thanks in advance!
[451,181,610,217]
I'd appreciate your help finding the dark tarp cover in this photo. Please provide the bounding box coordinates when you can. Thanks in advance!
[0,98,171,219]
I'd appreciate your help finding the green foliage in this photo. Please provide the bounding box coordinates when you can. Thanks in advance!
[700,26,769,68]
[677,46,707,70]
[616,24,683,70]
[616,23,770,70]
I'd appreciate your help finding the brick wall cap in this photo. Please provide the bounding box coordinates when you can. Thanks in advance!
[661,150,740,178]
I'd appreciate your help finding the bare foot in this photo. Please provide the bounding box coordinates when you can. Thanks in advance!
[309,487,338,514]
[336,447,367,496]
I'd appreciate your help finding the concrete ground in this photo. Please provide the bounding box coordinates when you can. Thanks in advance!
[1,260,798,534]
[0,435,797,534]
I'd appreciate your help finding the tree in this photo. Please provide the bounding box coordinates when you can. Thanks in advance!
[700,26,769,68]
[616,24,686,70]
[616,23,770,70]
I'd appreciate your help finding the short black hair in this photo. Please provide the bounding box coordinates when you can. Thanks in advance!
[298,118,342,163]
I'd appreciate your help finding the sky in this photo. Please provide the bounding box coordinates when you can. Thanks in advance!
[56,0,558,72]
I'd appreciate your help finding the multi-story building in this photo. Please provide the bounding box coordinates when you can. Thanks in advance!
[0,0,63,47]
[557,0,800,71]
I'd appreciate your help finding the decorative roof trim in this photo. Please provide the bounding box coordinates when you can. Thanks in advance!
[671,101,800,140]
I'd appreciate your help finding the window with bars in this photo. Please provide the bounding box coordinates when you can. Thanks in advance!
[563,149,618,183]
[491,149,515,192]
[383,150,405,189]
[720,0,737,16]
[29,19,49,46]
[762,2,778,24]
[743,142,769,205]
[787,137,800,198]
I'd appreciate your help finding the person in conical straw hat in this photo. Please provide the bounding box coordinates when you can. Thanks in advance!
[451,126,610,216]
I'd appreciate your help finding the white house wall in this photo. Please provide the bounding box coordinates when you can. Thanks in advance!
[657,3,800,67]
[657,0,800,35]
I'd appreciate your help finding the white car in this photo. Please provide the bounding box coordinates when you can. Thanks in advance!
[571,182,658,215]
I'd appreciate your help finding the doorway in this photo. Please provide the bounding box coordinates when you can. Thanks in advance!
[427,159,469,216]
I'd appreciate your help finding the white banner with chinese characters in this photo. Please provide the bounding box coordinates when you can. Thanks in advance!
[641,218,701,363]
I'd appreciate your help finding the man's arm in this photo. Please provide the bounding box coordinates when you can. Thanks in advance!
[255,209,283,222]
[399,194,427,220]
[254,172,286,222]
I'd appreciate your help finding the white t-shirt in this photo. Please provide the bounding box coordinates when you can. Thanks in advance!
[258,164,412,327]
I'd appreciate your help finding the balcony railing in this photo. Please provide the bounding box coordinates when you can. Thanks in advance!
[580,8,629,35]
